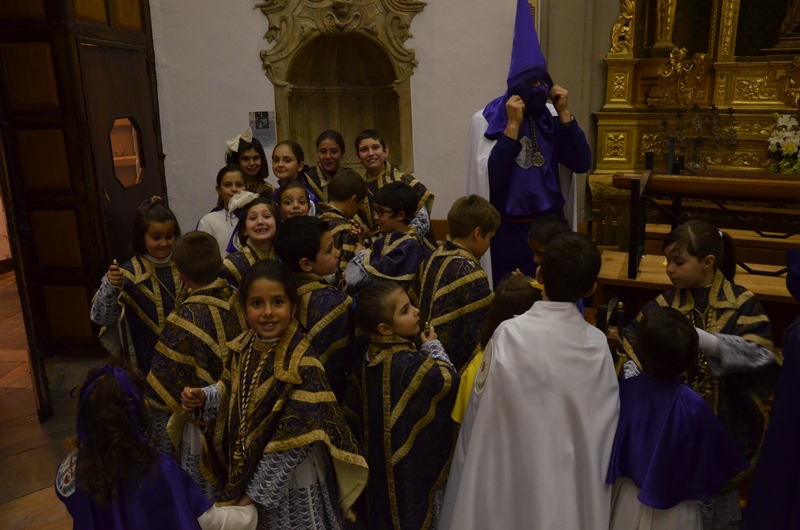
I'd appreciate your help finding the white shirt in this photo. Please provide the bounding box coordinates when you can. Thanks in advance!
[196,208,238,257]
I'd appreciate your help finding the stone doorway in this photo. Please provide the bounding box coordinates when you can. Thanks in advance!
[257,0,425,172]
[287,33,402,168]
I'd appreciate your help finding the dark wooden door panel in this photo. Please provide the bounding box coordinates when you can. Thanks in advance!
[0,0,163,421]
[79,41,164,262]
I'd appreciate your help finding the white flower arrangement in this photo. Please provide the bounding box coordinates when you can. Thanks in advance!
[768,113,800,173]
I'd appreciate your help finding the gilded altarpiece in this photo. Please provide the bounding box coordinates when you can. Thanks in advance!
[593,0,800,249]
[256,0,425,171]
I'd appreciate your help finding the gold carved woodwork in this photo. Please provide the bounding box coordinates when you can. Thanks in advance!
[701,152,769,168]
[654,0,677,49]
[735,77,778,102]
[640,133,663,160]
[657,48,711,107]
[718,0,738,61]
[609,0,635,57]
[785,56,800,107]
[732,123,772,136]
[612,74,627,100]
[593,0,799,248]
[606,133,627,159]
[604,59,637,109]
[715,74,728,106]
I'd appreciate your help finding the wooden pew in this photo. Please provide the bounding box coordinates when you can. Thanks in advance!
[595,251,798,348]
[613,170,800,280]
[644,224,800,267]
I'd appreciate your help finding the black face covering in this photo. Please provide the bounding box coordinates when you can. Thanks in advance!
[520,84,549,113]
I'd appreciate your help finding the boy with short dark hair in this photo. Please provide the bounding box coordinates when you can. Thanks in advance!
[344,181,428,292]
[441,232,619,530]
[528,216,585,312]
[148,231,246,500]
[317,168,369,274]
[527,214,571,265]
[273,216,354,400]
[354,129,438,251]
[410,195,500,372]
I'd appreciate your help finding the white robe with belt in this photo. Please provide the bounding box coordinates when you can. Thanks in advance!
[440,301,619,530]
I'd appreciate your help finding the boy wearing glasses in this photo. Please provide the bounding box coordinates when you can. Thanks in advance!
[344,181,430,293]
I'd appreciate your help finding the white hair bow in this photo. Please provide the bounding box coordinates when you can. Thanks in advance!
[228,191,259,212]
[226,127,254,154]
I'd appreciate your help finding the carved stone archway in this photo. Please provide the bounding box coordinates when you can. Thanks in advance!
[257,0,426,171]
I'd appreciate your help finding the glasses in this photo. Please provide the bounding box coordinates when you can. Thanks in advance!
[374,206,394,217]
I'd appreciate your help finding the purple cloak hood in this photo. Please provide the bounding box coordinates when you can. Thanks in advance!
[483,0,554,140]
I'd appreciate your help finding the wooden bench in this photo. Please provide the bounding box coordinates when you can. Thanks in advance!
[644,224,800,267]
[595,251,797,348]
[613,170,800,280]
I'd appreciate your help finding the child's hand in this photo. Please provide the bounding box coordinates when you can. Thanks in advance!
[350,224,364,243]
[421,323,437,344]
[181,387,206,412]
[106,264,123,287]
[511,268,523,276]
[235,493,254,507]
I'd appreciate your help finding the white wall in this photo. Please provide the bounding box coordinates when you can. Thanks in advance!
[408,0,516,214]
[151,0,617,228]
[150,0,275,230]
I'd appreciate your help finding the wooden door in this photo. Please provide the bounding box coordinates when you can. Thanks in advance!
[0,36,107,418]
[79,41,165,262]
[0,0,164,419]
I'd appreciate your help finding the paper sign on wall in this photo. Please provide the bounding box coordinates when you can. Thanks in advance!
[249,111,276,155]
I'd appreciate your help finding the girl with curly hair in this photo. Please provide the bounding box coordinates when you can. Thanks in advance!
[55,364,256,529]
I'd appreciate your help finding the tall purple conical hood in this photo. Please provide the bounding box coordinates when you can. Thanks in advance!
[506,0,551,93]
[483,0,553,139]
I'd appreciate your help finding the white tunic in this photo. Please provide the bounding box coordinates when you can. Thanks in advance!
[440,301,620,530]
[196,209,238,257]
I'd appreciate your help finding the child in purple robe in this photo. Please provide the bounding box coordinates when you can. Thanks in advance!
[56,364,256,530]
[607,306,749,530]
[344,181,428,293]
[742,249,800,530]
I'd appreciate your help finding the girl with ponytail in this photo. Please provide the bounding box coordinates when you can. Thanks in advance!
[619,220,779,530]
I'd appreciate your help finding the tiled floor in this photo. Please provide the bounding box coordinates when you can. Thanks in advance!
[0,271,106,528]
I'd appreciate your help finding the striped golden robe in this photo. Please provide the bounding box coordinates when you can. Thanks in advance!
[620,270,778,483]
[358,162,437,252]
[303,163,343,204]
[119,256,187,373]
[220,240,276,288]
[362,227,429,287]
[209,324,368,510]
[295,273,355,400]
[318,204,359,274]
[409,240,494,373]
[148,278,246,415]
[343,334,459,530]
